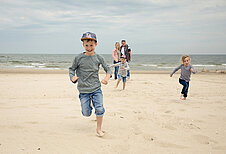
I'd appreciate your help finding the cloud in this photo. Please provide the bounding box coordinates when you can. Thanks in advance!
[0,0,226,53]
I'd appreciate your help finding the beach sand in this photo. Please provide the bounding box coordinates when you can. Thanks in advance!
[0,69,226,154]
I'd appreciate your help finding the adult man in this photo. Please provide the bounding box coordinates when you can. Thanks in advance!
[120,40,131,79]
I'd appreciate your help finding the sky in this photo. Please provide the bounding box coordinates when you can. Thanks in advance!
[0,0,226,54]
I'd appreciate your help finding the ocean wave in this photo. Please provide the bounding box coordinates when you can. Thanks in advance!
[140,64,158,67]
[222,64,226,66]
[13,65,60,70]
[14,65,35,68]
[158,66,175,69]
[31,63,46,66]
[40,67,60,70]
[45,65,60,68]
[10,61,24,64]
[193,64,216,67]
[0,55,8,58]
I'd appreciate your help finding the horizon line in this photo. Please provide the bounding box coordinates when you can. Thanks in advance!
[0,53,226,55]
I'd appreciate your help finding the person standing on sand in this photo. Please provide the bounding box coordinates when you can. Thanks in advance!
[170,55,196,100]
[112,42,121,80]
[111,55,129,90]
[69,32,112,137]
[120,40,131,79]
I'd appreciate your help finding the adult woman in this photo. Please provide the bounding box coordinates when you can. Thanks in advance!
[112,42,121,80]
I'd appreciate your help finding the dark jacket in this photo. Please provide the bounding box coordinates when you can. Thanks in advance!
[120,44,131,61]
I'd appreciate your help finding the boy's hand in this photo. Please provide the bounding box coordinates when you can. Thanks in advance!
[101,74,111,85]
[190,68,194,72]
[122,66,126,70]
[101,79,108,85]
[170,74,172,77]
[72,76,79,82]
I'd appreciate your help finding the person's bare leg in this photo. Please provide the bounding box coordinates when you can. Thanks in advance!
[115,79,121,88]
[96,116,104,137]
[123,82,126,90]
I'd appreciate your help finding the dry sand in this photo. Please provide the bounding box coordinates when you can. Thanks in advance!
[0,69,226,154]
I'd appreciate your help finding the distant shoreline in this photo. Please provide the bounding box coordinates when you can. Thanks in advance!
[0,68,225,74]
[1,53,226,55]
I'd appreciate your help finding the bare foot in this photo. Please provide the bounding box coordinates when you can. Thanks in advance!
[181,97,186,100]
[96,130,105,137]
[180,94,184,100]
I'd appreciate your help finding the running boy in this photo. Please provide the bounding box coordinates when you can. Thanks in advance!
[111,55,129,90]
[69,32,112,137]
[170,55,196,100]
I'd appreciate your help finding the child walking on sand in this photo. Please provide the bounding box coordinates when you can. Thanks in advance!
[69,32,112,137]
[111,55,129,90]
[170,55,196,100]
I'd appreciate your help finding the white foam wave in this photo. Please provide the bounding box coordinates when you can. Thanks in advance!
[193,64,216,67]
[141,64,158,67]
[31,63,45,66]
[158,66,175,69]
[14,65,35,68]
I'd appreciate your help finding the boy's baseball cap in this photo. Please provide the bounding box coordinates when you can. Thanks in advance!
[120,55,126,59]
[81,32,97,41]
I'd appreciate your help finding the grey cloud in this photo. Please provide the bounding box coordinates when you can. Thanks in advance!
[0,0,226,54]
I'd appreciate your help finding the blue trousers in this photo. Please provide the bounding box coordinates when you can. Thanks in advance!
[113,60,119,80]
[179,78,189,97]
[126,61,130,79]
[127,70,130,78]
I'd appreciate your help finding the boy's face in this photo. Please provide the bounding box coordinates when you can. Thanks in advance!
[183,57,190,66]
[83,40,97,54]
[121,58,126,63]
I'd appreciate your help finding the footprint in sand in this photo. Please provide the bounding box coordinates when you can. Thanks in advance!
[208,114,216,117]
[133,111,141,114]
[97,132,115,139]
[164,110,174,114]
[26,121,39,124]
[213,146,226,150]
[64,116,78,120]
[9,125,24,129]
[164,124,177,130]
[155,140,186,149]
[131,124,143,135]
[193,134,217,144]
[143,134,155,142]
[178,109,186,111]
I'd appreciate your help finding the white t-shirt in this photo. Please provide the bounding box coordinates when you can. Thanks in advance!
[121,47,125,55]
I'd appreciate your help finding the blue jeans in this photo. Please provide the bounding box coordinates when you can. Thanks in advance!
[126,61,130,79]
[113,60,119,80]
[79,88,105,117]
[127,69,130,78]
[179,78,189,97]
[118,74,127,83]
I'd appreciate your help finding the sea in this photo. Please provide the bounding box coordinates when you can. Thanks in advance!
[0,54,226,71]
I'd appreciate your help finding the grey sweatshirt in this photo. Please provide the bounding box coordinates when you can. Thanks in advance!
[69,53,112,93]
[170,64,196,82]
